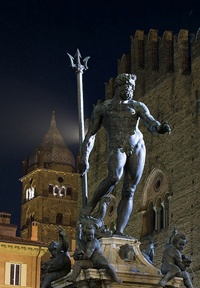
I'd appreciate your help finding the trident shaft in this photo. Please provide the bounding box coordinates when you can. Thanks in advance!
[67,49,90,208]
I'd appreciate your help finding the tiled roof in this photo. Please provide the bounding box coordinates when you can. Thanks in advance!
[28,112,75,169]
[0,223,17,228]
[0,234,48,247]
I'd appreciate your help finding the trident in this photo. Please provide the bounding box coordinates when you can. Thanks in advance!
[67,49,90,208]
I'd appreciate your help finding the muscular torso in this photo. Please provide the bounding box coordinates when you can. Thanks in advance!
[102,99,143,151]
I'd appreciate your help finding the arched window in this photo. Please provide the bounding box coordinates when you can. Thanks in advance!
[49,184,53,193]
[59,186,66,197]
[155,198,164,231]
[25,187,35,201]
[53,185,59,196]
[140,168,171,238]
[66,187,72,196]
[56,213,63,225]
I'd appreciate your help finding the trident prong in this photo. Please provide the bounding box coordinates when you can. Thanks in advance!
[67,49,90,73]
[67,53,76,69]
[83,56,90,70]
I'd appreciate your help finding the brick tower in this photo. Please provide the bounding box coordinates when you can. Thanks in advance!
[20,112,78,249]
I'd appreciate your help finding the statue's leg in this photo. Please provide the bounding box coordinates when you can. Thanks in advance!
[96,257,122,284]
[67,260,93,282]
[40,272,59,288]
[82,149,126,215]
[158,265,181,286]
[115,140,146,235]
[178,271,193,288]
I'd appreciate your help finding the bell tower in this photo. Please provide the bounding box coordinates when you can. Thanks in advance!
[20,112,78,248]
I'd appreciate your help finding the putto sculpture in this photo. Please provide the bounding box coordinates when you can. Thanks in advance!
[79,73,171,236]
[40,227,71,288]
[158,233,193,288]
[66,224,122,284]
[141,237,155,265]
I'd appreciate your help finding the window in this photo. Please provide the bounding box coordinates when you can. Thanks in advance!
[50,184,72,197]
[10,264,20,285]
[49,184,53,193]
[66,187,72,196]
[56,213,63,225]
[53,185,59,196]
[59,186,66,197]
[26,187,35,201]
[5,262,27,286]
[140,169,171,238]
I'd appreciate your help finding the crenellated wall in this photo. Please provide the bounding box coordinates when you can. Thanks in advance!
[106,29,198,99]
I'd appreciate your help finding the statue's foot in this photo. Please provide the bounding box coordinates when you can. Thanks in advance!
[116,278,123,284]
[113,231,134,239]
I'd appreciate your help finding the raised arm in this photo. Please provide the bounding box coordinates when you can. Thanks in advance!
[79,104,103,176]
[137,102,171,134]
[58,226,70,252]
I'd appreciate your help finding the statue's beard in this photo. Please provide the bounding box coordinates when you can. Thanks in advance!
[121,91,133,100]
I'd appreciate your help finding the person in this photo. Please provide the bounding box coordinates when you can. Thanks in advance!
[79,73,171,236]
[40,227,71,288]
[158,233,193,288]
[66,224,122,283]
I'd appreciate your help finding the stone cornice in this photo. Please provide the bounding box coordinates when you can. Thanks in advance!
[20,168,78,182]
[0,242,47,256]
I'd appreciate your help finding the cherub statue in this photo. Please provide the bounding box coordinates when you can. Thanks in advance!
[141,236,154,265]
[158,233,193,288]
[40,227,71,288]
[66,224,122,284]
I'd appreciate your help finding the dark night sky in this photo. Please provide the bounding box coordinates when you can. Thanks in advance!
[0,0,199,235]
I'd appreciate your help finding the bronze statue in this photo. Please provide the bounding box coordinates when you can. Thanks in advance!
[40,227,71,288]
[66,224,122,284]
[78,196,112,239]
[79,73,171,236]
[158,233,193,288]
[141,237,155,265]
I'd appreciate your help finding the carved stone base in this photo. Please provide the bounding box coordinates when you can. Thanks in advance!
[51,237,183,288]
[99,236,160,274]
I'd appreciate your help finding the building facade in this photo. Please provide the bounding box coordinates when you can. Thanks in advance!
[0,212,47,287]
[87,29,200,287]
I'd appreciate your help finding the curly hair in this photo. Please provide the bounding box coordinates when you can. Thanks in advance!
[173,233,187,245]
[114,73,137,88]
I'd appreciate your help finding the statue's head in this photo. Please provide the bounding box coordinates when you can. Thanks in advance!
[83,224,95,241]
[114,73,137,100]
[119,243,135,261]
[115,74,137,87]
[48,241,61,257]
[173,233,187,251]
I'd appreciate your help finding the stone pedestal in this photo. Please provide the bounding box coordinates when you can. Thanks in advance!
[52,237,183,288]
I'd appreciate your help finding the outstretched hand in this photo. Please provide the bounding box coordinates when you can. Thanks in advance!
[58,226,67,236]
[157,122,171,134]
[78,160,89,177]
